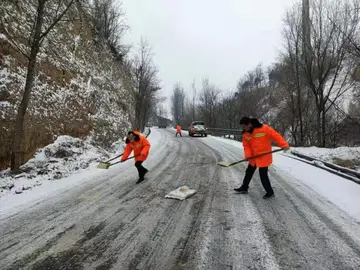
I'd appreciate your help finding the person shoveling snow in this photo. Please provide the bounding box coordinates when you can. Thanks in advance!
[121,130,151,184]
[233,117,289,199]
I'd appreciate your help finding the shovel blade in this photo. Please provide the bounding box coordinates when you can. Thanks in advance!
[97,162,111,169]
[217,161,232,167]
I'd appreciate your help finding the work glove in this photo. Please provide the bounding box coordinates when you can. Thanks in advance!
[283,147,290,153]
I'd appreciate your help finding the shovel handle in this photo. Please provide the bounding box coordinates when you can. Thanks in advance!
[105,152,124,163]
[247,148,284,160]
[229,148,285,166]
[109,155,140,167]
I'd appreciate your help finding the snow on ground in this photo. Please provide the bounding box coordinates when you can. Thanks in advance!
[0,128,158,216]
[292,146,360,172]
[221,134,235,139]
[210,135,360,222]
[0,135,122,198]
[3,129,360,223]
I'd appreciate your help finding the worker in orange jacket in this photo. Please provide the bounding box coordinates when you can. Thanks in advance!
[176,124,182,137]
[234,117,289,199]
[121,130,151,184]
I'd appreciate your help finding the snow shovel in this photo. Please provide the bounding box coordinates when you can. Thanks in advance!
[97,152,124,169]
[217,148,285,167]
[97,155,139,169]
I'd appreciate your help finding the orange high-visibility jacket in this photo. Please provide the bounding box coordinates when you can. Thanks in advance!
[121,131,151,162]
[242,124,288,167]
[176,125,182,132]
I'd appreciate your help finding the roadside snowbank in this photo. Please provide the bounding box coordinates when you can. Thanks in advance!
[292,146,360,172]
[0,135,124,198]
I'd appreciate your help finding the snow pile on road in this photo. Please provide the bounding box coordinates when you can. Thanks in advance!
[292,146,360,172]
[165,186,197,200]
[0,135,124,198]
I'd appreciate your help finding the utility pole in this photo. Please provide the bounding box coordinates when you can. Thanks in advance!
[302,0,311,69]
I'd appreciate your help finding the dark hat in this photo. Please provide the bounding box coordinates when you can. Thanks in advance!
[239,117,251,125]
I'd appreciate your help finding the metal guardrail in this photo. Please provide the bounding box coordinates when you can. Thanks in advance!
[284,153,360,185]
[290,151,360,181]
[179,127,242,135]
[207,128,242,136]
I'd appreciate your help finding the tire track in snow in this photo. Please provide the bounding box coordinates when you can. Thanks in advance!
[266,168,360,268]
[111,130,223,269]
[27,130,180,269]
[0,129,174,269]
[153,135,280,269]
[2,131,360,269]
[0,128,222,269]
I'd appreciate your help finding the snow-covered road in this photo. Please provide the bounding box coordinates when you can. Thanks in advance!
[1,128,360,269]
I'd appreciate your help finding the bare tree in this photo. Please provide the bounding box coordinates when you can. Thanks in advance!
[279,4,312,145]
[171,83,186,124]
[7,0,76,172]
[191,79,197,120]
[217,93,238,128]
[301,0,359,146]
[328,0,360,60]
[235,66,269,120]
[254,64,265,89]
[92,0,129,61]
[157,104,167,118]
[132,38,161,132]
[198,78,220,126]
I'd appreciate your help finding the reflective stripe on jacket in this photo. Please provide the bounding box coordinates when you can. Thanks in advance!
[242,125,288,167]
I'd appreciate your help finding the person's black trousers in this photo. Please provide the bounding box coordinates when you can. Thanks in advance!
[135,161,147,179]
[242,164,274,194]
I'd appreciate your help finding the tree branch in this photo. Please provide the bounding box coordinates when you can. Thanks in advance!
[39,0,76,44]
[2,32,30,59]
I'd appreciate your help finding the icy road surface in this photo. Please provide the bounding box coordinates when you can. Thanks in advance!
[1,128,360,269]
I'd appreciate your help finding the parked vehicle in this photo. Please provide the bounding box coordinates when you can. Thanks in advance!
[157,116,168,128]
[188,121,207,137]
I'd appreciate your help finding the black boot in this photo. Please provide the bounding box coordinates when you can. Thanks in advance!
[263,193,275,199]
[234,165,256,193]
[234,186,248,194]
[135,161,147,184]
[136,169,148,184]
[136,177,145,184]
[259,167,275,198]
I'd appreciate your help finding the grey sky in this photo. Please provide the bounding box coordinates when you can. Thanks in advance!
[121,0,293,117]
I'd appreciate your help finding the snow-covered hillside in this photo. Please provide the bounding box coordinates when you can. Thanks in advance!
[0,0,134,169]
[0,135,125,198]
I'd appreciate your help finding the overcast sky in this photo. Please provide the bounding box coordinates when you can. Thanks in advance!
[121,0,294,117]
